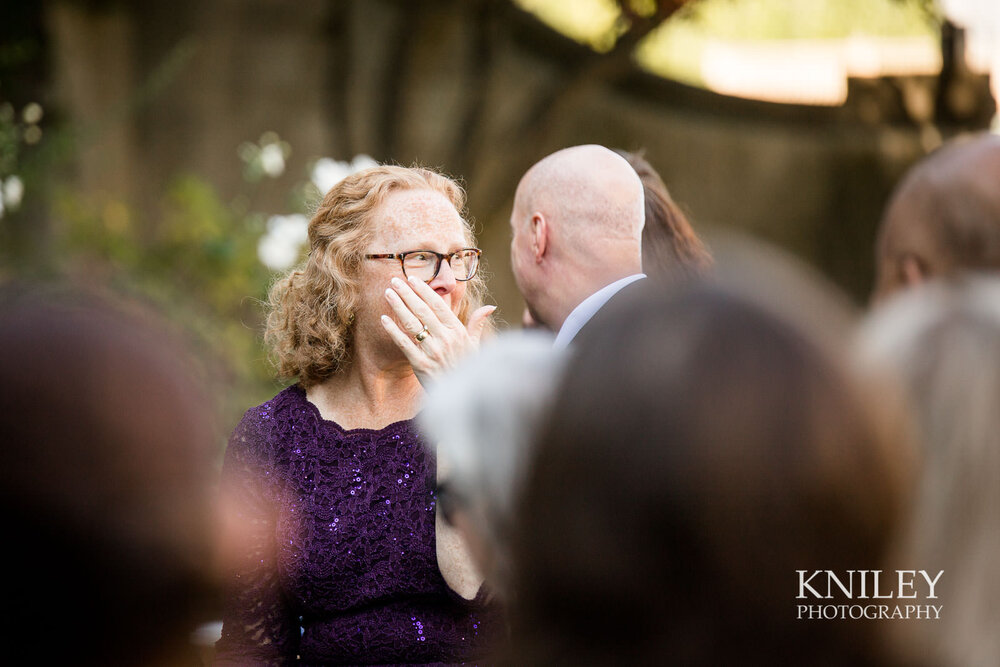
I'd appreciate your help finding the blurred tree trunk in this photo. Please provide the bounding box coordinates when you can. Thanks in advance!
[48,2,137,210]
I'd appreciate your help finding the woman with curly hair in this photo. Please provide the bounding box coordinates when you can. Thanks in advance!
[215,165,501,666]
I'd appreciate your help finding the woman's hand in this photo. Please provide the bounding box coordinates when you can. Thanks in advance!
[380,275,496,386]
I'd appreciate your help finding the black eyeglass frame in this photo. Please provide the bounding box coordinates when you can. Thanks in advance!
[364,248,482,283]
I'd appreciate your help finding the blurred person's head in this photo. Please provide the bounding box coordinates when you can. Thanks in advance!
[857,275,1000,667]
[0,284,219,666]
[509,145,644,333]
[873,133,1000,302]
[266,165,486,386]
[418,331,566,600]
[615,149,713,281]
[510,274,915,665]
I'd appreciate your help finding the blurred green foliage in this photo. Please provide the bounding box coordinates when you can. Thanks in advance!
[45,175,283,447]
[517,0,940,85]
[518,0,936,47]
[0,105,291,451]
[678,0,936,40]
[0,11,285,453]
[0,104,20,177]
[1,17,309,446]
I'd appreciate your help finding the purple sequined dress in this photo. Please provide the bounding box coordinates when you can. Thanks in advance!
[215,385,501,666]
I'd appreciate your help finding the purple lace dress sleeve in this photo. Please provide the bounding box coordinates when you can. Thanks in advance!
[215,399,301,666]
[214,386,502,666]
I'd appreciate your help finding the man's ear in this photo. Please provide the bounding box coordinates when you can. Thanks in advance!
[901,254,926,288]
[531,213,548,263]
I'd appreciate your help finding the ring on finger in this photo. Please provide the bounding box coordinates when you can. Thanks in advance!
[414,326,431,343]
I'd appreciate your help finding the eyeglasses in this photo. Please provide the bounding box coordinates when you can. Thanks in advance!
[364,248,482,283]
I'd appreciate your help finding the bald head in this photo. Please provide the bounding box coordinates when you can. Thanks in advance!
[514,145,645,245]
[875,133,1000,301]
[510,145,646,332]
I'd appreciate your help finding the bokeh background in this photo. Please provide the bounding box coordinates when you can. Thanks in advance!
[2,0,998,439]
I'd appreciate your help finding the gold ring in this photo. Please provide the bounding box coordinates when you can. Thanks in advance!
[415,326,430,343]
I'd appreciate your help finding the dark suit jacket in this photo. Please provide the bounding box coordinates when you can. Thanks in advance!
[569,276,650,348]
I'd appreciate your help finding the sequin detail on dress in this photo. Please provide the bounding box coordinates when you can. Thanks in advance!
[214,385,501,666]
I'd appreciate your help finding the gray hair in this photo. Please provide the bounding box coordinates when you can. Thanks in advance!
[418,331,567,598]
[856,274,1000,667]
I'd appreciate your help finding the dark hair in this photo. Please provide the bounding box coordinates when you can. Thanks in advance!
[0,284,219,666]
[510,281,913,665]
[616,149,713,281]
[874,133,1000,302]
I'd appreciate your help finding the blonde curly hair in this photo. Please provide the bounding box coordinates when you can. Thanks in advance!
[265,165,485,388]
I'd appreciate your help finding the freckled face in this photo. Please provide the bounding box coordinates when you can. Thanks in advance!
[357,189,469,329]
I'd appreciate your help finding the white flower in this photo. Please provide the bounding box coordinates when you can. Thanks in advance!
[351,154,378,171]
[259,143,286,178]
[257,214,309,270]
[2,175,23,210]
[311,158,353,193]
[22,103,43,125]
[310,154,380,194]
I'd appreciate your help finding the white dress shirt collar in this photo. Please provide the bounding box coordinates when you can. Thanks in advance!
[553,274,646,348]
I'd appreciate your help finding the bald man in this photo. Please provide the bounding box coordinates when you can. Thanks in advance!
[510,144,646,346]
[874,132,1000,302]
